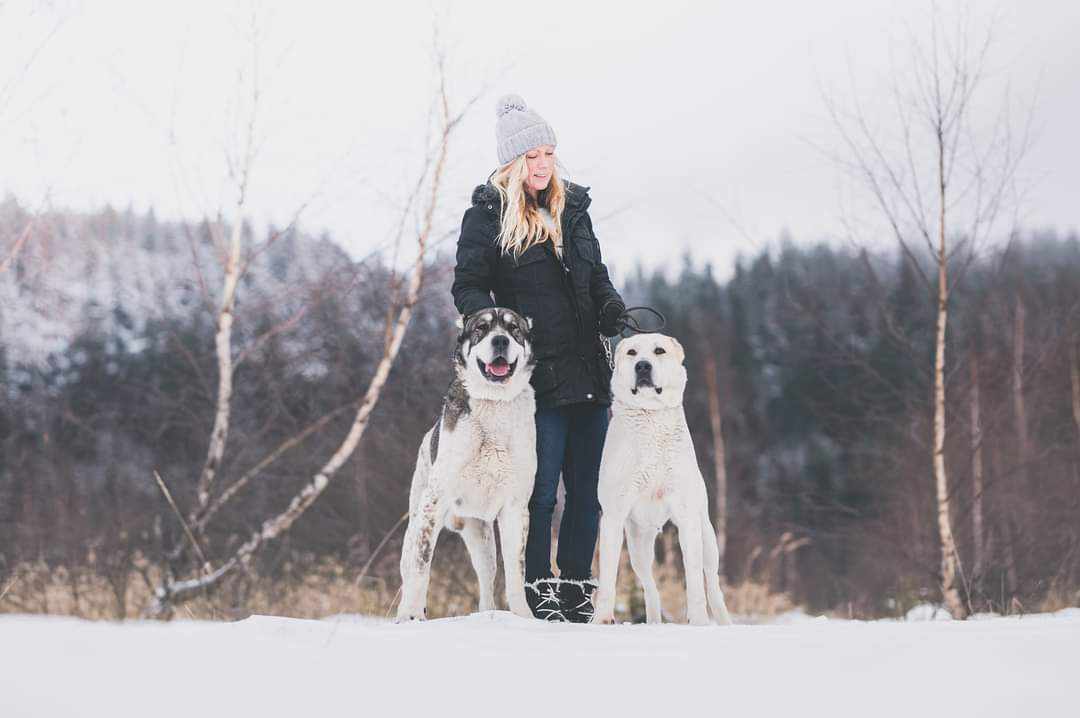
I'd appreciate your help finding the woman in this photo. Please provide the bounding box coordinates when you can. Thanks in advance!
[451,94,626,622]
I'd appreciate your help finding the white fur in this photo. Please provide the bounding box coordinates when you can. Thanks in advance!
[591,333,733,626]
[396,317,536,622]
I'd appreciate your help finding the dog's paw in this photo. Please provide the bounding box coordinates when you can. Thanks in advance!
[591,612,616,625]
[394,607,427,624]
[687,613,710,627]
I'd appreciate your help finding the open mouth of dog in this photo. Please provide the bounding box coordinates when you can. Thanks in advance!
[477,356,518,382]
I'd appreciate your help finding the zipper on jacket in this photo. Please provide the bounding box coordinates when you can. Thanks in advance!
[560,209,597,397]
[562,210,587,340]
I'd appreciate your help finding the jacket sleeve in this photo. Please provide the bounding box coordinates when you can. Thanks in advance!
[584,212,624,316]
[451,206,498,317]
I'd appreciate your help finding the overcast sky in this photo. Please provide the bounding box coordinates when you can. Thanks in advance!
[3,0,1077,278]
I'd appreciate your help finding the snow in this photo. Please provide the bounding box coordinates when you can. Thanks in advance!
[903,602,955,622]
[2,609,1077,716]
[0,207,352,373]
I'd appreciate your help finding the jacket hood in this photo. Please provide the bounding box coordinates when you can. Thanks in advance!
[470,179,591,211]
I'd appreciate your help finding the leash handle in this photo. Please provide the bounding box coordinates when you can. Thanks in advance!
[600,305,667,370]
[617,305,666,335]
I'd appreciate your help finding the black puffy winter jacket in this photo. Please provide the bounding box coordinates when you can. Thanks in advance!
[451,180,624,410]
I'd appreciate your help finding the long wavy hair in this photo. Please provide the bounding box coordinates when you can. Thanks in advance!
[491,153,566,258]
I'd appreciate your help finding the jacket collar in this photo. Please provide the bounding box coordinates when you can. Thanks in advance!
[471,179,591,214]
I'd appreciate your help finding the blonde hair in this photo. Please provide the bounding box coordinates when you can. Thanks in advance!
[491,153,566,258]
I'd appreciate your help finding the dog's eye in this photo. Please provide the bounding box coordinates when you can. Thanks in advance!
[654,347,666,355]
[626,349,637,357]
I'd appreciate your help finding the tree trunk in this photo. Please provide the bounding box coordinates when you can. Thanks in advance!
[703,354,728,579]
[1012,297,1030,488]
[990,440,1019,599]
[1069,336,1080,448]
[969,353,985,580]
[1002,517,1019,604]
[933,131,967,619]
[196,219,243,513]
[996,296,1032,607]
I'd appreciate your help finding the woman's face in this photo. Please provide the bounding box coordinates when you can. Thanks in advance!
[523,144,555,196]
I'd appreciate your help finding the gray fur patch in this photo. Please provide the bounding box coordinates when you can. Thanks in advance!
[416,526,434,567]
[443,376,470,432]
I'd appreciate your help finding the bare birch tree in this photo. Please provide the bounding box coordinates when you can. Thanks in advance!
[824,7,1031,618]
[148,45,469,616]
[968,352,985,579]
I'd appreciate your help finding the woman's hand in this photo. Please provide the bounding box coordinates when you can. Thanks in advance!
[599,299,626,337]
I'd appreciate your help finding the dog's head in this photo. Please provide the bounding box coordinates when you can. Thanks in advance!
[455,307,535,400]
[611,333,686,410]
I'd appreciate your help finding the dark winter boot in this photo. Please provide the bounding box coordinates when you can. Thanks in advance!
[560,578,598,623]
[525,577,566,621]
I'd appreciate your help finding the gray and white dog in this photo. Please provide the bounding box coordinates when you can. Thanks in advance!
[397,308,537,622]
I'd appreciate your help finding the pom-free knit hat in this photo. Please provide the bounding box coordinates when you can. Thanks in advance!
[495,93,557,166]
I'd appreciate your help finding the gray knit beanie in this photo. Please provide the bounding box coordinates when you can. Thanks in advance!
[495,94,557,166]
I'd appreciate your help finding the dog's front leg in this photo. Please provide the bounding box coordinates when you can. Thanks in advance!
[497,503,531,619]
[397,487,447,622]
[591,507,629,624]
[674,511,710,626]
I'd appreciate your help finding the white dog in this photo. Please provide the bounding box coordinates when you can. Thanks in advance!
[591,333,733,626]
[396,308,537,622]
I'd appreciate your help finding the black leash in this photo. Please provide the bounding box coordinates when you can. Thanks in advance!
[616,305,666,335]
[600,305,666,370]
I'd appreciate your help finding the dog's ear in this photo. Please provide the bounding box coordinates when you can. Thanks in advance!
[668,336,685,363]
[454,313,471,365]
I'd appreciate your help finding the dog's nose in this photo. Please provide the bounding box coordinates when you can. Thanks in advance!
[635,360,651,375]
[491,334,509,353]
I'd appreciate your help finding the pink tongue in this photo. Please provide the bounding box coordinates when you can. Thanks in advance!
[489,361,510,377]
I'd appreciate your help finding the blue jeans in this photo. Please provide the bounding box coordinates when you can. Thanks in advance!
[524,403,611,581]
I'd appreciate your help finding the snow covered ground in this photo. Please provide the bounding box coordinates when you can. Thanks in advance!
[2,608,1077,717]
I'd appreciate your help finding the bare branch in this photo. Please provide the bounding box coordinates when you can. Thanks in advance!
[354,512,410,587]
[153,471,212,575]
[195,399,358,530]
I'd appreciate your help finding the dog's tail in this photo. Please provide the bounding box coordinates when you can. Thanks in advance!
[701,509,734,626]
[407,423,437,515]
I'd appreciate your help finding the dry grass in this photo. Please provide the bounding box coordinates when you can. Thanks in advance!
[0,559,483,621]
[0,540,796,623]
[612,548,795,623]
[1037,584,1080,614]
